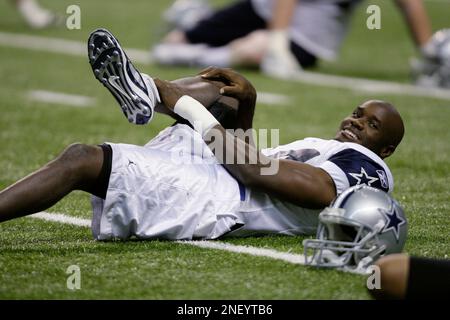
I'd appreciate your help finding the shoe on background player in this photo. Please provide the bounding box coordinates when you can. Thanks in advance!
[15,0,62,29]
[411,28,450,89]
[88,28,161,125]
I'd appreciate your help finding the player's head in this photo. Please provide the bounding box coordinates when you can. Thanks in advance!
[335,100,404,159]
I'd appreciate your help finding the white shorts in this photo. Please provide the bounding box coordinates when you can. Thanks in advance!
[91,124,245,241]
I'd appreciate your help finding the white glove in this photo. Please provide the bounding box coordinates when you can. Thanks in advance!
[261,30,302,79]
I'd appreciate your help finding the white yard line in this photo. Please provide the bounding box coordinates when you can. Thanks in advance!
[30,212,91,227]
[291,71,450,101]
[27,90,95,107]
[2,31,450,101]
[0,31,150,64]
[30,211,306,265]
[178,240,306,265]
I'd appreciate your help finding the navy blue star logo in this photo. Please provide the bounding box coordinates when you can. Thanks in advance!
[381,207,406,242]
[349,167,379,186]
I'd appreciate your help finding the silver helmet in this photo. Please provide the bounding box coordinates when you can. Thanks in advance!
[411,29,450,88]
[303,185,407,274]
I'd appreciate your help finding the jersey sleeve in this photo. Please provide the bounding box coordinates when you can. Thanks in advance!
[319,148,392,195]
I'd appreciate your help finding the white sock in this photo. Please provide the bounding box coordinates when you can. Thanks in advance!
[152,43,207,66]
[152,43,231,67]
[141,73,161,105]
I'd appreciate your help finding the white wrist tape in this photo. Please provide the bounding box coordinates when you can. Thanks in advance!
[173,95,220,136]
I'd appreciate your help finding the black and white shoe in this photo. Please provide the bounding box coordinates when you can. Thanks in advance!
[88,28,160,125]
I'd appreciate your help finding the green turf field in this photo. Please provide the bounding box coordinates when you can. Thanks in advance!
[0,0,449,300]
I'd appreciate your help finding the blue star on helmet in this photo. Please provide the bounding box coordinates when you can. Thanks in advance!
[381,207,406,242]
[349,167,379,186]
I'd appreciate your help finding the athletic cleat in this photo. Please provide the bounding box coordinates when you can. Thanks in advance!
[88,28,160,125]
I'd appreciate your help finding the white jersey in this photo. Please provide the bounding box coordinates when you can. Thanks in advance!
[227,137,394,237]
[91,125,393,240]
[250,0,363,60]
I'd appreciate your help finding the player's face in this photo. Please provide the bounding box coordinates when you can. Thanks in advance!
[335,101,390,155]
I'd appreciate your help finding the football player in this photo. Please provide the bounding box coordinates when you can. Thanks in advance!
[0,29,404,242]
[153,0,445,85]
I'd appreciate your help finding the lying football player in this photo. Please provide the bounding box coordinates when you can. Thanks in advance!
[0,30,405,249]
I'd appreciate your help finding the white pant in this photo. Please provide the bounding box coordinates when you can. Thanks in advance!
[91,124,244,240]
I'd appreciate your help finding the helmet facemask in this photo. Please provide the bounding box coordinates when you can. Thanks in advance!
[303,208,387,274]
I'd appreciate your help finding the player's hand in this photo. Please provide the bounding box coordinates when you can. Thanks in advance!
[153,78,184,111]
[199,67,256,103]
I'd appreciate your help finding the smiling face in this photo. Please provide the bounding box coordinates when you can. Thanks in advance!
[335,100,404,158]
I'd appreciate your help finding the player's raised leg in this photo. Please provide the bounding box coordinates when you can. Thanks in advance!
[88,28,239,125]
[0,144,104,223]
[88,29,161,125]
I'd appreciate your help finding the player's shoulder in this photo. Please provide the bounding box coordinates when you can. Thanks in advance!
[326,141,393,193]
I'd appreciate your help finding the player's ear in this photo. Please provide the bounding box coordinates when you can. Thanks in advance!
[380,145,396,159]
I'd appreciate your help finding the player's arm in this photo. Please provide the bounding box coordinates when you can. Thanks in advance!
[207,126,336,208]
[394,0,432,47]
[154,69,336,208]
[261,0,301,76]
[195,66,334,207]
[269,0,297,30]
[198,67,256,132]
[154,75,239,119]
[154,69,256,137]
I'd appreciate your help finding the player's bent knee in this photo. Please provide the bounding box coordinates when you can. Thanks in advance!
[56,143,103,180]
[59,143,97,162]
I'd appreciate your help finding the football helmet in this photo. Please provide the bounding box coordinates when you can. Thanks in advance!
[411,29,450,88]
[303,185,407,274]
